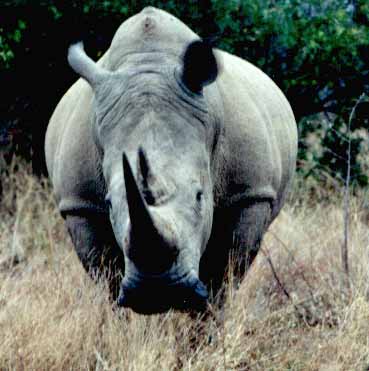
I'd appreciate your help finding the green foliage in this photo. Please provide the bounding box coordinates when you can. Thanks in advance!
[0,0,368,184]
[0,19,26,68]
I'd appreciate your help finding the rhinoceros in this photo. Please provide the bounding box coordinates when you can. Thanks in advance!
[45,7,297,314]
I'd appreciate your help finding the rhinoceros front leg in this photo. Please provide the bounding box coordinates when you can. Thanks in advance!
[65,213,125,299]
[230,200,271,282]
[200,200,271,300]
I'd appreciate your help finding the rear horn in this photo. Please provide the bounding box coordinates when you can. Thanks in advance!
[122,152,157,237]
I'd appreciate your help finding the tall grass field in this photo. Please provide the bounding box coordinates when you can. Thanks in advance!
[0,161,368,370]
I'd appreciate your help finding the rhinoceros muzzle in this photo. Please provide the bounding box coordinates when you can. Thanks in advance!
[117,270,208,313]
[119,152,208,313]
[122,151,179,274]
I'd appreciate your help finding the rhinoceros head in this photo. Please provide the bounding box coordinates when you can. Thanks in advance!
[68,40,220,313]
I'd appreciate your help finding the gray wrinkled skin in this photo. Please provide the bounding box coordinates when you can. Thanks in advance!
[45,7,297,314]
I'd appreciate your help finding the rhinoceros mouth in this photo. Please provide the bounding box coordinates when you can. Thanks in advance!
[117,271,208,314]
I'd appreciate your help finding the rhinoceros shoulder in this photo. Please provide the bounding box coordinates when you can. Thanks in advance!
[213,50,297,215]
[45,72,106,215]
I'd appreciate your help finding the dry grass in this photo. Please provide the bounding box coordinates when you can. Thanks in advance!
[0,161,368,370]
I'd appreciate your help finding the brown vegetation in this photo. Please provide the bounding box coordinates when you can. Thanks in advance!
[0,161,368,370]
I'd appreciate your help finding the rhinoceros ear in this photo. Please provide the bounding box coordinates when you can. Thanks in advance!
[181,39,219,93]
[68,42,108,87]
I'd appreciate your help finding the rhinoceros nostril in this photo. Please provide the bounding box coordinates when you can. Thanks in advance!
[117,292,128,307]
[192,279,208,301]
[117,284,129,307]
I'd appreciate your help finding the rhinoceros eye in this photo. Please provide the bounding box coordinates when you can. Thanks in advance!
[105,194,112,209]
[196,190,204,203]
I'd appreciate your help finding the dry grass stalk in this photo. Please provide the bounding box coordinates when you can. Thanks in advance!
[342,93,366,284]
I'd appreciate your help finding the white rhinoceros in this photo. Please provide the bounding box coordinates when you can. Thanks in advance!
[45,7,297,314]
